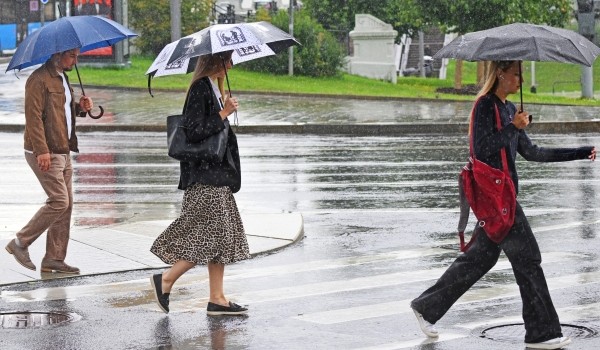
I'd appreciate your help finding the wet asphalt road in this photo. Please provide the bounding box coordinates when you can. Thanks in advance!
[1,129,600,349]
[2,63,600,349]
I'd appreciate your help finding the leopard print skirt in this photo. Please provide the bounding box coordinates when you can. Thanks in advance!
[150,183,250,265]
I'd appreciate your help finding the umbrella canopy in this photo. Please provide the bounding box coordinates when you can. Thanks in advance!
[434,23,600,67]
[6,15,138,72]
[146,21,299,78]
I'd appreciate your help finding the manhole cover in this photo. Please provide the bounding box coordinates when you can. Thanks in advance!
[0,312,80,329]
[478,323,598,343]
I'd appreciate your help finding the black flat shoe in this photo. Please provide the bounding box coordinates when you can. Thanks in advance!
[150,274,170,314]
[206,301,248,316]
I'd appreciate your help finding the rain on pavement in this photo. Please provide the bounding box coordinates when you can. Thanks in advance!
[1,66,600,349]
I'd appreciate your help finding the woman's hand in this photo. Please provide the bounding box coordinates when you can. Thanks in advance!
[589,147,596,161]
[512,111,530,129]
[219,97,238,120]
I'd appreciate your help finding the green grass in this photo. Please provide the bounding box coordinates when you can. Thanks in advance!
[76,55,600,106]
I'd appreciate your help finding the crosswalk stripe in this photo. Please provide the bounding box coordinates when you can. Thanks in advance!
[169,252,578,313]
[226,247,450,279]
[346,300,600,350]
[0,251,576,304]
[350,333,466,350]
[294,255,595,325]
[0,248,447,302]
[456,298,600,330]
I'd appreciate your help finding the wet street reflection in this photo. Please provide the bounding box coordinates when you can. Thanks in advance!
[3,64,600,350]
[3,67,600,126]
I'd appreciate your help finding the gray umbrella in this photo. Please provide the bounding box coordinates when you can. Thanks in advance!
[434,22,600,66]
[434,22,600,112]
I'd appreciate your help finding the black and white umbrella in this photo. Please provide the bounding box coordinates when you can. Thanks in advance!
[146,21,299,92]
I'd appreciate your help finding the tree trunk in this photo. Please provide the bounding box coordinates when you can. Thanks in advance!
[454,59,463,89]
[477,61,485,86]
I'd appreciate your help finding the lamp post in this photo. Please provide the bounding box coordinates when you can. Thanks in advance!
[288,0,294,76]
[577,0,595,98]
[170,0,181,42]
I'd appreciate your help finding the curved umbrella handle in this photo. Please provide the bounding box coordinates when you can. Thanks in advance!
[87,105,104,119]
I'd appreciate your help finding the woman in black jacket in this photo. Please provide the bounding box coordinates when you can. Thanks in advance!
[410,61,596,350]
[150,51,250,316]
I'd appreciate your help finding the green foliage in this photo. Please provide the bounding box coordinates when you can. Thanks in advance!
[302,0,423,38]
[255,7,271,22]
[418,0,572,34]
[302,0,571,38]
[239,10,345,77]
[76,55,600,106]
[129,0,212,55]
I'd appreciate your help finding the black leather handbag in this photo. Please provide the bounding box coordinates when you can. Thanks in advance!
[166,86,229,163]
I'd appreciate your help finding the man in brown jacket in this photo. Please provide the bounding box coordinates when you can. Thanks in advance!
[5,48,93,274]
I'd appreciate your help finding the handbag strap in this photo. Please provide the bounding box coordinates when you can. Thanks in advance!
[469,97,510,177]
[182,78,217,115]
[182,89,191,115]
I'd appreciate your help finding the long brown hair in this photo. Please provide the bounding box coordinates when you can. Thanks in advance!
[476,60,516,98]
[469,60,516,134]
[188,51,233,98]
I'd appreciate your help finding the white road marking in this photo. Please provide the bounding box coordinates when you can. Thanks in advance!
[0,251,577,304]
[350,333,466,350]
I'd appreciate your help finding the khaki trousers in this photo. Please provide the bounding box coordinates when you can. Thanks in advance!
[16,152,73,261]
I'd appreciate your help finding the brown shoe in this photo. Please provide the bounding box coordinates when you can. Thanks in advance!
[5,239,36,271]
[41,259,80,274]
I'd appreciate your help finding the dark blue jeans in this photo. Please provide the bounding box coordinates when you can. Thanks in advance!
[411,202,562,343]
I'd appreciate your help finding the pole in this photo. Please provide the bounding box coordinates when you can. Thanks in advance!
[40,4,45,27]
[418,31,425,78]
[577,1,595,98]
[114,0,124,66]
[170,0,181,42]
[288,0,294,76]
[581,66,593,98]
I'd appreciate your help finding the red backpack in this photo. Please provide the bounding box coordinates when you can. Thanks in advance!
[457,100,517,252]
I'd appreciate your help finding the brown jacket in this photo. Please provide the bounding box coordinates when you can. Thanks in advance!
[24,61,83,155]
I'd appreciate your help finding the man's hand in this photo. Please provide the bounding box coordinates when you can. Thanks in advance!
[79,96,93,112]
[37,153,51,172]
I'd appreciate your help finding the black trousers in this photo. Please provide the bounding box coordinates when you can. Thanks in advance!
[411,202,562,343]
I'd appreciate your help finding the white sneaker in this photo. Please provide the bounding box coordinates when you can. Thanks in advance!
[525,336,572,349]
[412,308,439,338]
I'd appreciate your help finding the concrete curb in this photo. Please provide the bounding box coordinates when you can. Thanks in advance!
[3,122,600,135]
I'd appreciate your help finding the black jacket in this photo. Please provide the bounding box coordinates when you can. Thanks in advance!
[472,93,593,195]
[178,77,241,193]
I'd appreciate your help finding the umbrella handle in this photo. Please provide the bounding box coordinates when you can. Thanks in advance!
[518,63,533,124]
[74,63,104,119]
[220,56,238,127]
[88,106,104,119]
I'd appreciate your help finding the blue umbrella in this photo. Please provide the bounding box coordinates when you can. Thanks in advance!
[6,15,137,72]
[6,15,137,118]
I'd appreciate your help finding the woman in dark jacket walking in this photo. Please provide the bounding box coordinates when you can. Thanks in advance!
[150,51,250,316]
[410,60,596,350]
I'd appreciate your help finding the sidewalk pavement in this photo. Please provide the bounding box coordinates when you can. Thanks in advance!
[0,212,304,286]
